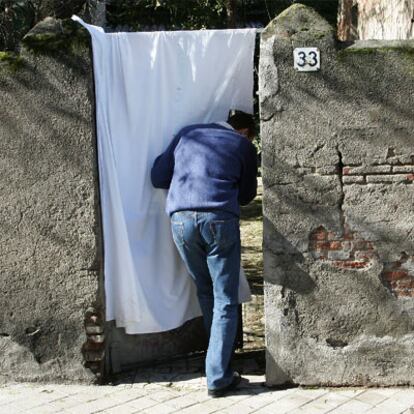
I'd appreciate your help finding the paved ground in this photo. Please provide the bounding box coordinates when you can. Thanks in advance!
[1,371,414,414]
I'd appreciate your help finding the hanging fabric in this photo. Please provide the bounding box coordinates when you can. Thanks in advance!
[72,16,256,334]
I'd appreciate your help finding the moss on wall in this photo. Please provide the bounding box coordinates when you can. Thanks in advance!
[0,51,24,72]
[21,18,89,56]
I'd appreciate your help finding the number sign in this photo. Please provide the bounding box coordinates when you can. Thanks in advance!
[293,48,320,72]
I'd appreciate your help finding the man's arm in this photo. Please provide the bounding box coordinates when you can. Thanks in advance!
[150,132,182,189]
[238,144,258,205]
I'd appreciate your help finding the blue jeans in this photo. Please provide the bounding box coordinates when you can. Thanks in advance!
[171,210,240,390]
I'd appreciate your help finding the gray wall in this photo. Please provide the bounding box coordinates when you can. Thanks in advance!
[0,31,102,382]
[0,19,207,383]
[260,4,414,386]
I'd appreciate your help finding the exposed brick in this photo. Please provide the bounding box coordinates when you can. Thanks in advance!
[333,260,370,269]
[83,341,104,352]
[85,325,104,335]
[406,174,414,182]
[312,241,330,250]
[353,240,374,251]
[392,165,414,173]
[309,226,374,268]
[328,241,342,250]
[342,167,351,175]
[343,176,365,184]
[316,166,338,175]
[344,165,392,175]
[89,315,100,324]
[354,250,375,261]
[88,334,105,344]
[310,226,327,241]
[84,307,99,320]
[382,270,409,281]
[398,280,414,290]
[366,174,408,183]
[343,225,354,240]
[395,289,414,297]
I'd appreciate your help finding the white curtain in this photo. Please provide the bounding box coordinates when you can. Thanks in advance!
[72,16,256,334]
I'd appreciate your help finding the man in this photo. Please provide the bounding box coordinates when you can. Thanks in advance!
[151,110,257,397]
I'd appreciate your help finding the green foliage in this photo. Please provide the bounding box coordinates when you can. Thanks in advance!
[106,0,338,31]
[0,1,35,50]
[107,0,229,31]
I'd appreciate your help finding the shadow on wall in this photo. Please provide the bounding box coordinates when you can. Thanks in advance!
[0,23,103,380]
[263,217,316,295]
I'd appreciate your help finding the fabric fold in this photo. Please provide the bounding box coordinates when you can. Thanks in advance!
[73,15,256,334]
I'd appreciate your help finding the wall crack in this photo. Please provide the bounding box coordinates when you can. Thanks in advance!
[336,145,346,232]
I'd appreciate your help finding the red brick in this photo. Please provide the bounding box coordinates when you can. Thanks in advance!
[313,241,331,250]
[354,251,375,261]
[310,227,327,240]
[395,289,414,297]
[327,241,342,250]
[343,225,354,240]
[396,279,414,289]
[343,167,351,175]
[406,174,414,181]
[333,260,370,269]
[382,270,409,281]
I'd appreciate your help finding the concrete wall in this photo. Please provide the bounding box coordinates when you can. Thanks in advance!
[260,4,414,386]
[0,18,207,383]
[0,22,103,383]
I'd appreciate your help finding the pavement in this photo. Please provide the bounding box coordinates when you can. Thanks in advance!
[1,365,414,414]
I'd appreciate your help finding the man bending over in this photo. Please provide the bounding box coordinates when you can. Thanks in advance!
[151,110,258,397]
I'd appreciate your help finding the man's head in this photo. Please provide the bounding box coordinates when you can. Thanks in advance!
[227,110,256,141]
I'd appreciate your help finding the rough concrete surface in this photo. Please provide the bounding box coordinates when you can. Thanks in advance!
[0,37,101,383]
[260,4,414,386]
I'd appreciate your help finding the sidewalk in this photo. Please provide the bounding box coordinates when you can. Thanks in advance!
[1,368,414,414]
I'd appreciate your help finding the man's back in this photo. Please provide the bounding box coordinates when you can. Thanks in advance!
[151,123,257,216]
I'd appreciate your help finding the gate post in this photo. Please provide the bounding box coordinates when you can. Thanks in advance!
[260,4,414,386]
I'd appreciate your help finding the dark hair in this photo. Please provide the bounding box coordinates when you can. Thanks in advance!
[227,110,256,136]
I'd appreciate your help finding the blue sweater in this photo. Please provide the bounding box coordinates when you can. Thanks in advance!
[151,123,258,217]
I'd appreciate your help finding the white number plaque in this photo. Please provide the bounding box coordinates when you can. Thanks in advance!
[293,47,320,72]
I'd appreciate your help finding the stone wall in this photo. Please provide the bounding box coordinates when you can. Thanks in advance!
[0,21,103,383]
[260,4,414,386]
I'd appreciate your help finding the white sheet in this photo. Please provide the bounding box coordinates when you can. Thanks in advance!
[72,16,256,334]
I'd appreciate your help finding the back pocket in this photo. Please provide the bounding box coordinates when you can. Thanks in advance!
[210,218,239,248]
